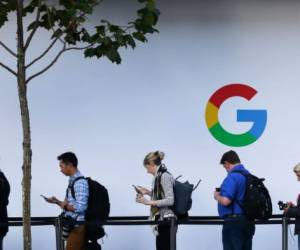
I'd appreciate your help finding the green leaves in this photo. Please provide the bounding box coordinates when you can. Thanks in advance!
[105,49,121,64]
[133,32,146,42]
[0,0,17,28]
[9,0,159,64]
[81,0,160,64]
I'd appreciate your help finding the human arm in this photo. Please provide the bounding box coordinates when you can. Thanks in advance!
[214,175,238,207]
[136,186,152,196]
[214,191,232,206]
[285,202,300,217]
[71,179,89,213]
[136,173,174,207]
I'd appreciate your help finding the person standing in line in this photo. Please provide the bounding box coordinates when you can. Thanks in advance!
[284,163,300,250]
[0,169,10,250]
[214,150,255,250]
[45,152,89,250]
[136,151,175,250]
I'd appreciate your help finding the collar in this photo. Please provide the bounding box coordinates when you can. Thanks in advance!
[155,165,162,177]
[69,171,82,183]
[228,164,245,173]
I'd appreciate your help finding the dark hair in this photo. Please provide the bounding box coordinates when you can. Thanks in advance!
[57,152,78,168]
[143,151,165,166]
[220,150,241,165]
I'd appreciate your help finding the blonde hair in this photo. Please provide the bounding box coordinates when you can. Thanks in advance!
[294,163,300,173]
[143,151,165,166]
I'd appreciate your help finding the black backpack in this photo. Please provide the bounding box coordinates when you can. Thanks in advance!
[0,171,10,237]
[69,177,110,241]
[173,176,201,218]
[158,169,201,218]
[233,170,272,220]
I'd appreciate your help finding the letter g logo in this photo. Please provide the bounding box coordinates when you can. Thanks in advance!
[205,84,267,147]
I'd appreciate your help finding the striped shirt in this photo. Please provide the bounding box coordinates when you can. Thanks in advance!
[65,171,89,222]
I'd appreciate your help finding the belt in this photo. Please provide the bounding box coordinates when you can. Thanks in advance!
[223,214,245,219]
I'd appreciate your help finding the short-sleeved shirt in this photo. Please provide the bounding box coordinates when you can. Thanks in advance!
[65,171,89,222]
[218,164,249,218]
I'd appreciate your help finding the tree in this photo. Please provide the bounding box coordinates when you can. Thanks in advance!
[0,0,159,249]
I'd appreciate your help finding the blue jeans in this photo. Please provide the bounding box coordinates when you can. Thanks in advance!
[222,217,255,250]
[298,235,300,250]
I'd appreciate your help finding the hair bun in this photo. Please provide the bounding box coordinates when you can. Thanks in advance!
[157,151,165,161]
[144,150,165,166]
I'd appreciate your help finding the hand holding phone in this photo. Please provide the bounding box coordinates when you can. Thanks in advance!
[40,194,50,202]
[41,195,59,204]
[132,185,142,194]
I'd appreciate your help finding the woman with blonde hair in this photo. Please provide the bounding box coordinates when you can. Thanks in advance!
[285,163,300,250]
[136,151,175,250]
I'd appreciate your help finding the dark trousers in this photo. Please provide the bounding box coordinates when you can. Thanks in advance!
[156,224,171,250]
[222,217,255,250]
[0,236,3,250]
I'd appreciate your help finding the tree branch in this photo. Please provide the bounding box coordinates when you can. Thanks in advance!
[0,41,17,57]
[0,62,17,76]
[26,43,93,84]
[26,37,59,68]
[24,0,42,50]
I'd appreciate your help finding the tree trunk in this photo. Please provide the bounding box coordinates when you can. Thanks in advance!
[16,1,32,250]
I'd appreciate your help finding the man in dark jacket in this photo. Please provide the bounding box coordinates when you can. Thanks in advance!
[0,170,10,250]
[284,163,300,250]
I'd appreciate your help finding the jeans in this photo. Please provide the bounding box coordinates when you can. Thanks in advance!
[298,235,300,250]
[222,216,255,250]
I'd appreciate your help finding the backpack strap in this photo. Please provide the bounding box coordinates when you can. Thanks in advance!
[66,176,86,199]
[193,179,202,191]
[175,175,201,191]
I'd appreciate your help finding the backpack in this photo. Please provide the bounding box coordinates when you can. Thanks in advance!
[0,172,10,207]
[232,170,272,220]
[173,176,201,218]
[0,171,10,236]
[158,168,201,218]
[69,177,110,241]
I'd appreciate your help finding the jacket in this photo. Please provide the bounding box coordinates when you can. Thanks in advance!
[286,195,300,234]
[0,171,10,237]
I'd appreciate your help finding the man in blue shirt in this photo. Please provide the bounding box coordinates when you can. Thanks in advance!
[214,150,255,250]
[46,152,89,250]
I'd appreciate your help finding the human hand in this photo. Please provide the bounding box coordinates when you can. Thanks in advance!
[214,191,220,201]
[287,201,295,207]
[46,196,60,204]
[136,186,151,196]
[59,200,68,209]
[136,194,150,205]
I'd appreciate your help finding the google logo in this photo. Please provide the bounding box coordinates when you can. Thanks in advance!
[205,84,267,147]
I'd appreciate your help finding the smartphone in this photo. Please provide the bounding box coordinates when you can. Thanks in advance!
[40,194,49,201]
[132,185,142,194]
